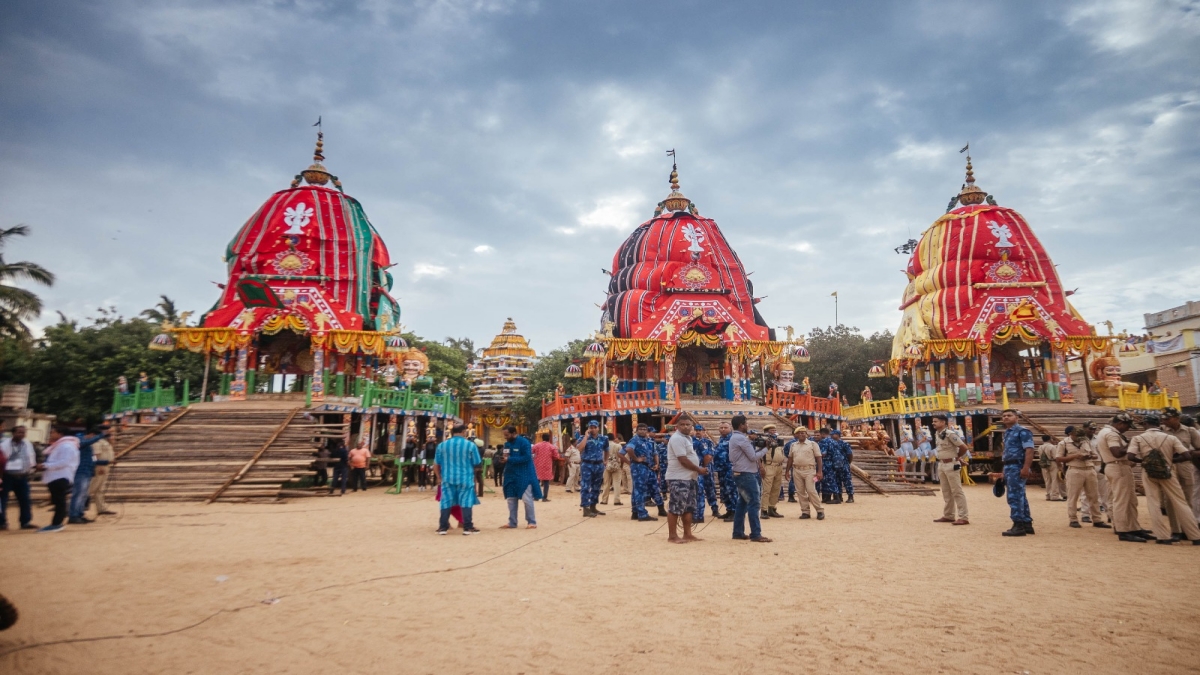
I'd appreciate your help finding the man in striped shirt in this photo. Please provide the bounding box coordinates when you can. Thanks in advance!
[434,424,482,536]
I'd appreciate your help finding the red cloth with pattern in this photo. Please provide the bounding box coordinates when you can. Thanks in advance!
[531,441,561,481]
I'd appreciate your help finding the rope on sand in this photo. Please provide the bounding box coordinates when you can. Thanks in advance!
[0,516,593,658]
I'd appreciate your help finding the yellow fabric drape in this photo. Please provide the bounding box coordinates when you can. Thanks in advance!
[603,337,790,361]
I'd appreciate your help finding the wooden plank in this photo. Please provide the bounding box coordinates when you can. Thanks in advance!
[849,463,889,496]
[114,408,192,461]
[205,408,303,504]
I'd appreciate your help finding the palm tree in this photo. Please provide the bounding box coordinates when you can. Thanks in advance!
[0,225,55,340]
[140,295,180,324]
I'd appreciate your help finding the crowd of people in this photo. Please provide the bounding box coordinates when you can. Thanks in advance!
[1022,407,1200,544]
[0,423,115,533]
[9,405,1199,548]
[427,406,1200,547]
[430,415,875,542]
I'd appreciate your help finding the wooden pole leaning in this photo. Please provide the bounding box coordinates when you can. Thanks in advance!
[206,407,303,504]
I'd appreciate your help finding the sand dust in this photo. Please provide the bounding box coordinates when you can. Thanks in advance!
[2,483,1199,674]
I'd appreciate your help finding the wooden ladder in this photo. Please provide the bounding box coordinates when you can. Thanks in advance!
[114,408,191,461]
[205,408,302,504]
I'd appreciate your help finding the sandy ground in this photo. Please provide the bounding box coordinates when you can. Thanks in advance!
[2,482,1199,675]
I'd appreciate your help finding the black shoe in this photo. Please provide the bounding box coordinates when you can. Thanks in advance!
[1118,533,1148,543]
[1070,522,1082,529]
[846,496,854,503]
[721,513,735,522]
[1002,523,1027,537]
[20,524,37,530]
[1024,523,1036,535]
[799,513,811,519]
[68,517,85,524]
[1137,530,1157,539]
[821,495,831,504]
[638,516,658,522]
[787,497,797,503]
[594,507,607,515]
[1156,540,1173,545]
[657,505,668,517]
[732,534,750,540]
[1093,522,1112,529]
[582,507,597,518]
[1172,533,1185,542]
[769,509,784,518]
[1081,516,1091,523]
[1193,540,1200,546]
[631,513,640,520]
[817,512,825,520]
[0,524,6,531]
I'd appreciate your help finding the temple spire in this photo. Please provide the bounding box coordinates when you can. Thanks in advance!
[957,149,986,206]
[292,124,342,191]
[662,148,692,213]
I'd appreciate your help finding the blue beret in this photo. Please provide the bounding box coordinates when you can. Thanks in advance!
[587,420,599,427]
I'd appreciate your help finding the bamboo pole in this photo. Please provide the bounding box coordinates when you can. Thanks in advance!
[114,408,191,461]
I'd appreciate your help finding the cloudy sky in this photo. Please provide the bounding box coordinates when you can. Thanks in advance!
[2,0,1197,353]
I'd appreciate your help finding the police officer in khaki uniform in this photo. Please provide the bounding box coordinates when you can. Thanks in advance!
[1126,414,1200,545]
[760,424,786,519]
[600,434,625,506]
[930,415,969,525]
[1094,413,1148,542]
[1078,423,1110,522]
[1055,425,1110,530]
[785,427,824,520]
[1037,435,1065,501]
[1163,407,1200,526]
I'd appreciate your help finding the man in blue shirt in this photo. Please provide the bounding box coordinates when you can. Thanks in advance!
[999,409,1037,536]
[434,424,481,535]
[577,420,609,517]
[68,428,107,525]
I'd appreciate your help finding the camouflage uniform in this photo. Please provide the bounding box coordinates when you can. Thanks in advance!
[579,432,608,509]
[625,435,661,519]
[833,437,854,498]
[819,436,843,496]
[655,439,669,501]
[712,432,739,513]
[692,434,719,521]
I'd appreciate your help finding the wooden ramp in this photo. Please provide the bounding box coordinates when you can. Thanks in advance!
[108,407,335,502]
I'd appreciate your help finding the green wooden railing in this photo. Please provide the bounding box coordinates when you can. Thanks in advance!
[361,382,458,417]
[114,374,458,417]
[111,378,192,414]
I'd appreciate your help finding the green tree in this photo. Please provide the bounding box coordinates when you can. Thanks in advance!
[399,333,472,398]
[442,337,476,366]
[510,339,596,429]
[791,325,897,404]
[139,295,180,324]
[0,307,212,426]
[0,225,55,340]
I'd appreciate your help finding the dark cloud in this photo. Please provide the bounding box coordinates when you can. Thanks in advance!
[1,0,1196,349]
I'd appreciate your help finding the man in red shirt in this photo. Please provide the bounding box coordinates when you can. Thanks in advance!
[531,433,561,502]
